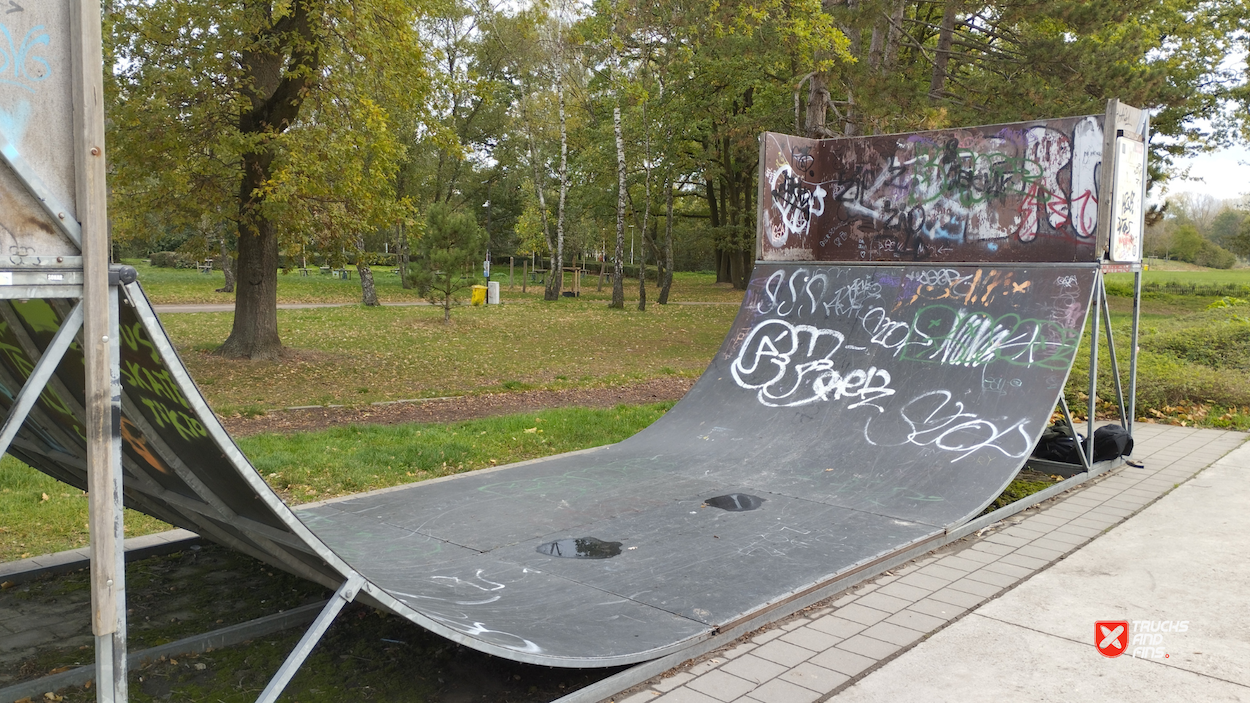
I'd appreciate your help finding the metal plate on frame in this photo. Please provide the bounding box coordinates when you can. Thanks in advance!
[0,1,80,256]
[759,116,1105,264]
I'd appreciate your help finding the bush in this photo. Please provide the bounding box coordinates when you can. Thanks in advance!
[1194,240,1237,269]
[1141,310,1250,371]
[149,251,179,268]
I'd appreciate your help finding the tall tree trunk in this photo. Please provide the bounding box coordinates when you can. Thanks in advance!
[525,124,555,300]
[356,235,379,306]
[357,262,379,306]
[216,233,235,293]
[658,177,674,304]
[707,177,731,284]
[883,0,906,72]
[929,0,959,100]
[638,94,652,312]
[868,20,884,71]
[844,0,862,56]
[548,26,568,302]
[609,0,626,310]
[805,72,833,138]
[219,0,319,359]
[220,150,282,360]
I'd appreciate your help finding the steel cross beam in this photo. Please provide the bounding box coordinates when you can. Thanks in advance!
[0,301,84,457]
[256,571,366,703]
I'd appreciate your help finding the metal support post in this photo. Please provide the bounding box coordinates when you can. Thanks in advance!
[1127,112,1149,436]
[255,572,365,703]
[1059,393,1093,473]
[1100,283,1128,428]
[73,0,123,696]
[1128,269,1143,433]
[1086,269,1101,467]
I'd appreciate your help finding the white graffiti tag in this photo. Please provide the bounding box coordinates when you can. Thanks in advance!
[865,390,1032,462]
[768,163,827,247]
[756,268,883,318]
[731,319,895,409]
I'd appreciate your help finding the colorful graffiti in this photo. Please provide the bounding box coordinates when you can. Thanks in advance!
[759,115,1105,264]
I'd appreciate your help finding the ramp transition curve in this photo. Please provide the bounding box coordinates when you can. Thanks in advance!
[0,261,1094,666]
[3,115,1117,667]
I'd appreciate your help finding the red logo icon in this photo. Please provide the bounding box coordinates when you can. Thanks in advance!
[1096,621,1129,657]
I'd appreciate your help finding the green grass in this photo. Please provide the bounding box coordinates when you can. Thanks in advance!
[126,258,746,306]
[0,457,169,563]
[0,404,672,562]
[243,402,674,503]
[167,300,734,414]
[127,259,424,305]
[981,471,1065,514]
[1067,295,1250,429]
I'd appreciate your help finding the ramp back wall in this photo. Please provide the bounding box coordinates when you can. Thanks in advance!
[3,114,1108,668]
[759,117,1104,263]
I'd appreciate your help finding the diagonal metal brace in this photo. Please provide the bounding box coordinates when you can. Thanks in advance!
[0,300,83,457]
[1058,393,1092,473]
[0,133,83,248]
[255,571,366,703]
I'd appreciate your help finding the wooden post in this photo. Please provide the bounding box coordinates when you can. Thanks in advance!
[73,0,127,700]
[509,256,514,290]
[521,259,527,293]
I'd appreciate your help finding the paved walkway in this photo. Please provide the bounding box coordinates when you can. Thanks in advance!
[613,424,1247,703]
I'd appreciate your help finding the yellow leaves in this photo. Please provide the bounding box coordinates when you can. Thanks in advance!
[39,493,49,503]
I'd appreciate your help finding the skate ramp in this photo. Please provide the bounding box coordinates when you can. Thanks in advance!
[2,114,1108,666]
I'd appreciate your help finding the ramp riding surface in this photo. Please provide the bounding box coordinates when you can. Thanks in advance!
[1,115,1111,667]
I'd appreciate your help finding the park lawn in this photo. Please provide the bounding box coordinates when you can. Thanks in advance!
[0,457,170,563]
[126,258,747,306]
[1072,294,1250,429]
[126,259,423,305]
[166,297,737,414]
[0,404,673,562]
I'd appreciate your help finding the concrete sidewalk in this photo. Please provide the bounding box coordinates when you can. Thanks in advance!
[614,424,1247,703]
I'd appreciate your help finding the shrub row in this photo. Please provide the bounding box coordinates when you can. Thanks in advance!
[1104,279,1250,298]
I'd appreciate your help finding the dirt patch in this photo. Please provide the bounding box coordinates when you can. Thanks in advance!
[220,376,696,436]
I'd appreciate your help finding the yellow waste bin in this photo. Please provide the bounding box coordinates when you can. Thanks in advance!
[471,285,487,306]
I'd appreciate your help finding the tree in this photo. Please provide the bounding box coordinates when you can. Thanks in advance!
[1228,216,1250,260]
[108,0,427,359]
[1209,208,1245,248]
[608,0,628,309]
[411,203,487,322]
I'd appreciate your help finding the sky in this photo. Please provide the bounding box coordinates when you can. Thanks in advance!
[1165,144,1250,203]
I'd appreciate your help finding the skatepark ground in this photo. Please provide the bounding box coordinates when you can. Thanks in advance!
[604,422,1249,703]
[2,422,1245,703]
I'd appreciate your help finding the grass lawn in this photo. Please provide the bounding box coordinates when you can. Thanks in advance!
[168,299,735,414]
[0,404,671,562]
[126,258,746,305]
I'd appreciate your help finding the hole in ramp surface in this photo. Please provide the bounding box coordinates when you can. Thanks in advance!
[535,537,623,559]
[704,493,765,511]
